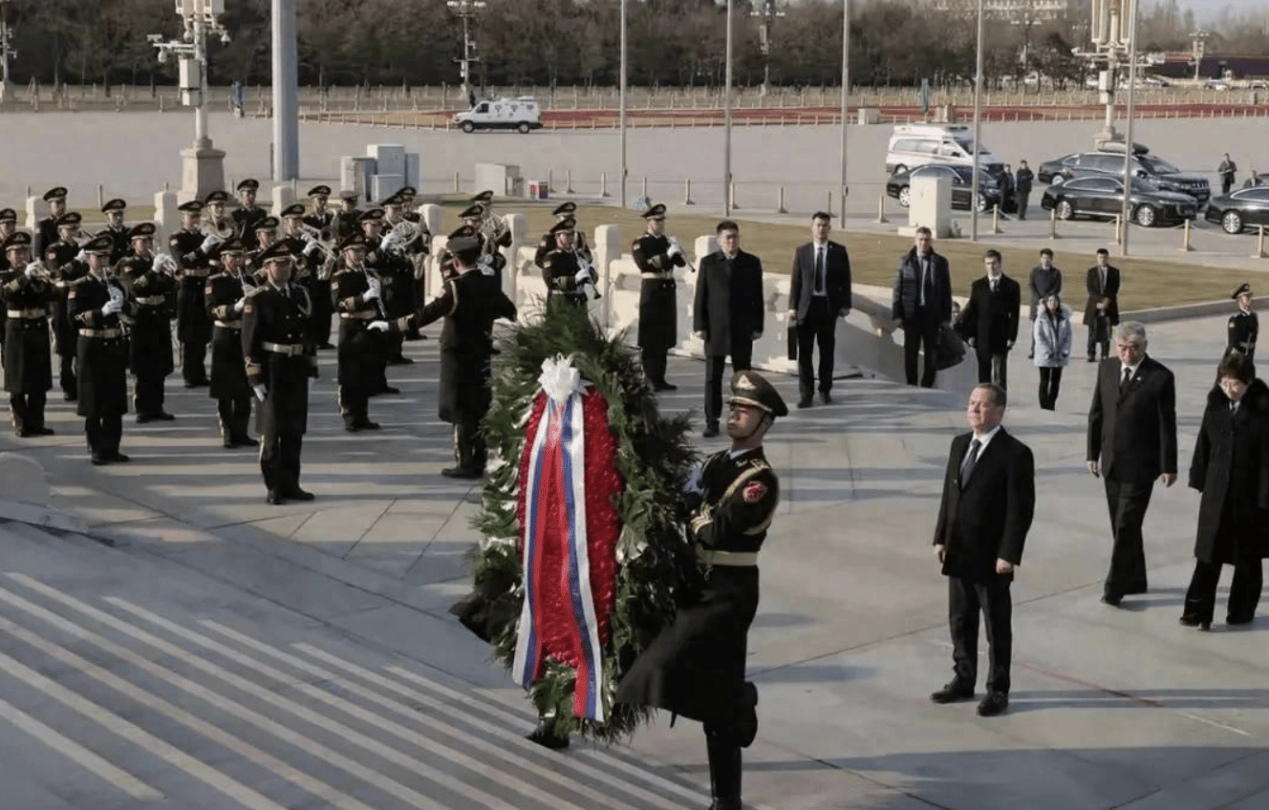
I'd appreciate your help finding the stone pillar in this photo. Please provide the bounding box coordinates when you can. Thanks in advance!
[180,143,226,200]
[272,0,299,181]
[23,197,38,232]
[419,204,443,239]
[900,175,952,239]
[153,190,179,246]
[503,213,526,302]
[593,224,620,330]
[270,184,296,215]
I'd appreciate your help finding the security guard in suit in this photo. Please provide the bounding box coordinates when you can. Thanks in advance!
[101,199,131,264]
[232,178,267,249]
[632,203,688,391]
[0,232,56,437]
[169,200,216,387]
[617,370,786,810]
[45,211,88,401]
[204,238,258,448]
[1227,283,1258,376]
[34,187,67,259]
[116,223,177,422]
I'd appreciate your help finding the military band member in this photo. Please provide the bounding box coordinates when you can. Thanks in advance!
[413,235,517,479]
[303,185,335,232]
[333,233,403,431]
[116,223,177,422]
[242,241,318,504]
[539,218,595,308]
[169,200,216,388]
[0,209,18,270]
[456,202,507,283]
[204,189,231,226]
[34,187,68,259]
[232,178,266,249]
[377,195,422,365]
[632,203,687,391]
[357,208,403,392]
[204,238,258,448]
[68,235,131,465]
[1227,283,1258,376]
[331,191,363,242]
[1,232,56,437]
[293,198,336,349]
[100,198,131,264]
[617,370,786,810]
[46,211,88,401]
[245,216,281,282]
[438,225,476,282]
[534,201,591,268]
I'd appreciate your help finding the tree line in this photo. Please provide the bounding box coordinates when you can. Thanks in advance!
[3,0,1266,93]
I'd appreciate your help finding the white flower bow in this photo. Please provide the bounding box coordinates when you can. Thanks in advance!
[538,354,584,404]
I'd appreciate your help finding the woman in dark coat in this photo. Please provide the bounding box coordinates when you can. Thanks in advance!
[1183,352,1269,630]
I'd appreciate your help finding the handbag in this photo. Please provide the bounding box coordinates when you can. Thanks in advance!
[787,322,798,361]
[934,322,967,371]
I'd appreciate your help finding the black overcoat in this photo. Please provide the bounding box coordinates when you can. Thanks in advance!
[693,249,765,357]
[118,256,176,379]
[1084,264,1121,327]
[205,271,254,400]
[67,274,130,418]
[242,283,315,436]
[632,232,687,350]
[959,274,1021,354]
[0,271,55,393]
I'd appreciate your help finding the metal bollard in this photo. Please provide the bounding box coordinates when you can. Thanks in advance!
[642,176,648,198]
[566,169,574,194]
[1114,214,1123,245]
[1049,207,1060,239]
[453,171,460,193]
[876,193,888,224]
[992,204,1002,234]
[601,172,608,197]
[730,181,738,210]
[97,184,104,209]
[1255,225,1268,259]
[548,169,553,192]
[827,191,833,217]
[777,187,787,214]
[1178,218,1194,252]
[684,178,694,205]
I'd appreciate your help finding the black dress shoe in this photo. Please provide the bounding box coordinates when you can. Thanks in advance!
[653,381,678,392]
[702,424,720,438]
[266,490,284,505]
[235,436,259,447]
[90,455,109,466]
[797,398,814,409]
[388,356,414,365]
[318,342,336,350]
[358,421,382,431]
[33,427,54,436]
[930,682,976,704]
[223,438,238,449]
[977,691,1009,717]
[1101,593,1123,607]
[282,487,315,501]
[441,466,483,479]
[14,428,30,438]
[1227,614,1255,626]
[136,413,156,424]
[156,411,176,421]
[107,452,130,462]
[820,391,833,404]
[526,723,570,750]
[1088,356,1097,363]
[379,386,401,395]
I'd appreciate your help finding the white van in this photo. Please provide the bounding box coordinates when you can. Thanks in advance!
[885,124,1004,178]
[453,97,543,134]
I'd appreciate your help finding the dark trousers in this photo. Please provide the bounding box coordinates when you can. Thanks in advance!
[1222,177,1234,195]
[85,413,123,458]
[133,374,166,417]
[216,395,252,442]
[1103,476,1155,598]
[181,339,208,386]
[975,349,1008,390]
[903,309,940,388]
[1088,324,1109,361]
[948,576,1013,694]
[386,330,407,362]
[260,431,303,493]
[797,298,836,401]
[641,348,669,386]
[454,413,487,472]
[1017,192,1030,220]
[704,342,754,427]
[1038,366,1063,410]
[9,391,47,431]
[1184,556,1263,624]
[59,354,76,398]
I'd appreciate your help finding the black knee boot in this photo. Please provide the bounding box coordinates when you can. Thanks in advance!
[706,733,743,810]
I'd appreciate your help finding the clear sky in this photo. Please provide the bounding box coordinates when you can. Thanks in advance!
[1186,0,1269,22]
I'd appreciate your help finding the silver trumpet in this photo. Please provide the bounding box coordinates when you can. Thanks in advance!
[381,219,427,255]
[201,216,236,240]
[299,224,338,263]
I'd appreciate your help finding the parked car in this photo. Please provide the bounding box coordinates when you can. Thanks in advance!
[885,124,1005,178]
[1036,146,1210,204]
[1205,186,1269,234]
[453,97,542,133]
[885,165,1003,212]
[1040,176,1199,227]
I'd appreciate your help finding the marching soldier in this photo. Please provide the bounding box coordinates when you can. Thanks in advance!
[45,211,88,401]
[100,198,131,263]
[242,241,319,504]
[332,233,403,432]
[413,235,517,479]
[232,179,266,249]
[116,223,177,422]
[34,187,67,258]
[1,232,56,437]
[67,235,131,465]
[539,218,596,308]
[204,238,258,448]
[169,200,217,388]
[1227,282,1258,376]
[616,370,786,810]
[632,203,688,391]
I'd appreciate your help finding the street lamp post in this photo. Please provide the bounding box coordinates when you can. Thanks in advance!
[1119,0,1139,256]
[272,0,298,181]
[970,0,984,240]
[619,0,627,207]
[0,0,14,104]
[447,0,486,107]
[839,0,850,213]
[723,0,733,217]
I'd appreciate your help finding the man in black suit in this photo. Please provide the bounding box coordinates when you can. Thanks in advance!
[1087,321,1178,606]
[932,383,1035,717]
[1084,248,1121,363]
[958,249,1020,390]
[788,211,851,408]
[694,220,765,438]
[892,227,952,388]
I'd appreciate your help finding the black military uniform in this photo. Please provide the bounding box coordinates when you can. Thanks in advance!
[1227,283,1258,377]
[303,186,337,349]
[242,241,318,504]
[540,218,595,308]
[382,194,430,351]
[244,216,281,283]
[100,199,131,264]
[333,233,393,431]
[205,238,257,448]
[0,232,56,436]
[534,201,592,268]
[116,223,177,421]
[67,235,131,464]
[45,212,88,401]
[415,236,517,478]
[33,187,67,259]
[331,192,363,242]
[232,178,267,249]
[169,201,216,387]
[0,208,18,352]
[617,370,787,810]
[632,203,687,391]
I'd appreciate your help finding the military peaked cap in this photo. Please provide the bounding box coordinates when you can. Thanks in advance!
[730,371,788,418]
[1233,282,1253,299]
[2,232,31,251]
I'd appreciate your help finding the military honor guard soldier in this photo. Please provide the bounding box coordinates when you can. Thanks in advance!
[68,235,132,465]
[46,211,88,401]
[169,200,216,388]
[617,370,786,810]
[100,198,131,263]
[332,232,396,432]
[0,209,18,268]
[1,232,57,437]
[232,178,266,249]
[331,191,362,242]
[241,241,319,504]
[1227,283,1258,377]
[539,218,596,308]
[303,186,337,349]
[204,238,259,448]
[631,203,687,391]
[34,186,68,258]
[116,223,177,422]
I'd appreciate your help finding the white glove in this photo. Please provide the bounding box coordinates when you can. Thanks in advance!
[75,249,87,263]
[201,233,223,252]
[234,298,246,313]
[477,255,496,276]
[574,268,593,285]
[24,262,38,279]
[683,468,703,495]
[253,384,267,402]
[666,237,683,259]
[100,298,123,316]
[302,240,320,257]
[368,320,389,333]
[363,279,380,301]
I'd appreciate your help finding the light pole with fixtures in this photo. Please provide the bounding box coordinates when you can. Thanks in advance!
[0,0,14,104]
[751,0,785,97]
[447,0,486,107]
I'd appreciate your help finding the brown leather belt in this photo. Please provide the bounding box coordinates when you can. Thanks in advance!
[79,328,124,339]
[696,548,758,567]
[263,341,305,356]
[340,311,377,320]
[7,308,47,319]
[214,320,242,330]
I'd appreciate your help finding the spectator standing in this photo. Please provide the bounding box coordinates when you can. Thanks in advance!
[892,227,952,388]
[788,211,852,407]
[1015,161,1035,220]
[1219,153,1238,196]
[1027,248,1062,359]
[1085,248,1121,363]
[959,249,1020,390]
[1243,170,1261,189]
[1033,293,1072,410]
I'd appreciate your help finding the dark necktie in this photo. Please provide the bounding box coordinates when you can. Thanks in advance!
[990,278,998,294]
[960,438,981,486]
[814,246,825,294]
[1120,367,1132,393]
[922,256,933,306]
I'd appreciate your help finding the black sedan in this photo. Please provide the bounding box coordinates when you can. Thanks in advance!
[1205,186,1269,234]
[1040,176,1198,227]
[885,165,1003,213]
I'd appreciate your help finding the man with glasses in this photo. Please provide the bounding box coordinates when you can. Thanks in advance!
[1086,321,1177,607]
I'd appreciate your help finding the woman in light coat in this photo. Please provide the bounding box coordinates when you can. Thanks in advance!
[1033,293,1072,410]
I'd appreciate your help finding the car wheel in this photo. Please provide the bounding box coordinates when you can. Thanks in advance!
[517,121,530,134]
[1134,204,1156,227]
[893,164,907,176]
[1222,210,1244,235]
[976,195,989,213]
[1056,199,1074,220]
[898,187,911,208]
[461,121,475,134]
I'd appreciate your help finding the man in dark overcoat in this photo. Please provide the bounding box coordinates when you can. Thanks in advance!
[618,370,786,810]
[0,232,56,437]
[891,226,952,388]
[117,223,177,422]
[958,249,1020,389]
[67,235,131,465]
[204,238,257,448]
[1084,248,1120,363]
[788,211,851,407]
[632,203,687,391]
[931,383,1035,717]
[694,220,765,437]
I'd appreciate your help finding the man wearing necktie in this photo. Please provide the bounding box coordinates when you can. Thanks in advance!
[891,227,952,387]
[1084,248,1121,363]
[932,383,1035,717]
[958,249,1020,389]
[788,212,852,408]
[1086,321,1178,607]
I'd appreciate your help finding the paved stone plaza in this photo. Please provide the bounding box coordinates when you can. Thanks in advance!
[0,306,1263,810]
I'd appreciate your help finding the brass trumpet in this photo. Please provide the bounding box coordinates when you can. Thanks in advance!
[299,223,338,262]
[201,216,235,240]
